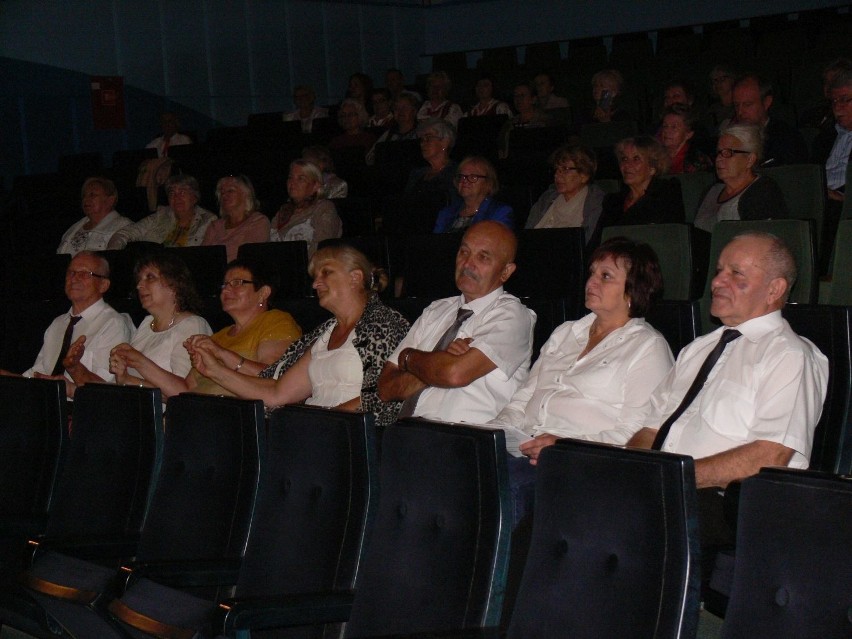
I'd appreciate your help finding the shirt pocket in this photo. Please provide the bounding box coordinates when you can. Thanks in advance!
[700,379,756,440]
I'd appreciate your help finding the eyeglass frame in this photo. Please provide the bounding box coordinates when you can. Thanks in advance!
[454,173,488,184]
[220,278,256,290]
[66,269,109,281]
[715,148,752,158]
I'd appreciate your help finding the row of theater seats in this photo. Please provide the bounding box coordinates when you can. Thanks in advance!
[0,379,847,637]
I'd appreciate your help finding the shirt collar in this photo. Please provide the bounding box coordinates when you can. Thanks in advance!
[716,309,784,342]
[835,122,852,136]
[460,286,504,314]
[69,297,108,320]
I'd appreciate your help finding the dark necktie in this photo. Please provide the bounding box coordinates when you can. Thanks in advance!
[51,315,82,376]
[651,329,742,451]
[398,308,474,418]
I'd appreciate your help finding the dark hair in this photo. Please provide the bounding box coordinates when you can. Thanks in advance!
[589,237,663,317]
[134,252,204,315]
[662,104,698,132]
[225,257,279,299]
[734,73,773,100]
[664,78,695,103]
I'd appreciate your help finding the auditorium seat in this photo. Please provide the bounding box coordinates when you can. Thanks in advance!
[667,171,717,224]
[507,439,700,638]
[161,244,227,299]
[720,468,851,639]
[820,219,852,306]
[759,164,826,258]
[646,300,701,357]
[237,240,311,301]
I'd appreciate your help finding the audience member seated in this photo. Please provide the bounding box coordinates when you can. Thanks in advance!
[388,118,459,235]
[706,64,737,133]
[145,112,192,158]
[346,72,374,113]
[283,84,329,134]
[64,253,211,393]
[498,82,553,158]
[601,136,684,226]
[270,159,342,255]
[576,69,632,126]
[195,244,409,427]
[525,144,606,246]
[385,67,421,103]
[366,93,420,166]
[491,237,672,463]
[329,98,377,153]
[533,72,569,111]
[378,221,535,423]
[434,156,513,232]
[417,71,463,128]
[56,177,132,254]
[732,73,807,166]
[166,258,301,398]
[694,124,788,233]
[107,174,216,249]
[799,57,852,128]
[627,232,828,549]
[201,175,270,261]
[368,88,394,129]
[0,251,132,397]
[303,145,348,199]
[659,105,713,174]
[466,73,512,117]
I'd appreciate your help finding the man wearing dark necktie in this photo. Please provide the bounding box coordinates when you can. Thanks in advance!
[378,221,535,423]
[0,251,132,397]
[628,232,828,491]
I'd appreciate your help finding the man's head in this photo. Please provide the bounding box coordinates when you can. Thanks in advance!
[455,221,517,303]
[710,232,796,326]
[160,112,180,138]
[830,69,852,131]
[533,73,555,99]
[65,251,110,313]
[732,75,773,126]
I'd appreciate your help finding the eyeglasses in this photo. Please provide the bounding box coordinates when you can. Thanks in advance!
[419,134,442,142]
[830,96,852,107]
[66,269,108,281]
[554,165,580,175]
[454,174,488,184]
[221,278,256,290]
[716,148,752,158]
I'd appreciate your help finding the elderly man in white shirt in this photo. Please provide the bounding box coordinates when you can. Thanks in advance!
[378,221,535,425]
[0,251,133,397]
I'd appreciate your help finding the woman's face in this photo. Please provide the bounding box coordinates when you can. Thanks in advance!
[455,160,490,202]
[711,70,734,102]
[419,128,447,162]
[475,79,494,102]
[659,114,694,151]
[136,265,176,314]
[428,79,448,102]
[513,86,535,114]
[715,134,756,183]
[618,144,656,189]
[394,99,417,131]
[218,178,248,217]
[312,258,357,311]
[220,266,263,316]
[167,183,198,217]
[585,255,630,319]
[337,104,362,133]
[553,159,590,198]
[287,165,320,204]
[81,183,116,220]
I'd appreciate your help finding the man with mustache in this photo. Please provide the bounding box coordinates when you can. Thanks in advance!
[379,221,535,423]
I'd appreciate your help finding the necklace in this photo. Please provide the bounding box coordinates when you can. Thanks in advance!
[151,313,177,332]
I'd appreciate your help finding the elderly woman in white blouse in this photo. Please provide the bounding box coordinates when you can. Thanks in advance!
[57,177,132,254]
[490,237,674,464]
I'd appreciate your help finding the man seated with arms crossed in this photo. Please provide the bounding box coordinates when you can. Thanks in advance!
[0,251,133,397]
[627,232,828,555]
[378,221,535,423]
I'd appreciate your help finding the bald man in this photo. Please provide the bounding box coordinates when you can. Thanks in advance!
[379,221,535,423]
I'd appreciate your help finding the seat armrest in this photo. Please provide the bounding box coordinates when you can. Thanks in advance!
[722,480,743,531]
[26,533,141,567]
[128,557,242,589]
[215,590,355,634]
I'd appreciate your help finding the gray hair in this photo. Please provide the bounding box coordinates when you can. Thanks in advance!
[417,117,456,149]
[215,174,259,214]
[74,250,110,278]
[165,174,201,200]
[81,177,117,201]
[733,231,797,301]
[289,159,325,199]
[592,69,624,93]
[720,123,765,161]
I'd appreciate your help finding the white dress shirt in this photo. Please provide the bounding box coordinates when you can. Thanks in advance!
[638,311,828,468]
[389,287,536,424]
[491,313,673,444]
[24,298,133,382]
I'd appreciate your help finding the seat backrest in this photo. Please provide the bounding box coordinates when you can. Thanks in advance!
[44,384,163,538]
[161,245,227,299]
[667,172,717,224]
[237,241,311,300]
[135,394,265,563]
[841,163,852,220]
[510,229,586,308]
[721,468,852,639]
[825,219,852,306]
[508,440,700,639]
[759,163,826,245]
[402,233,460,298]
[601,223,697,300]
[579,121,638,149]
[0,377,67,521]
[344,420,511,637]
[782,304,852,474]
[699,219,816,333]
[646,300,700,357]
[235,406,379,597]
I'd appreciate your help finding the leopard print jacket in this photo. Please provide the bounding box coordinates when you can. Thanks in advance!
[260,295,410,427]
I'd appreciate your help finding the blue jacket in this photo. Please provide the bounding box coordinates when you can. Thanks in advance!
[432,197,514,233]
